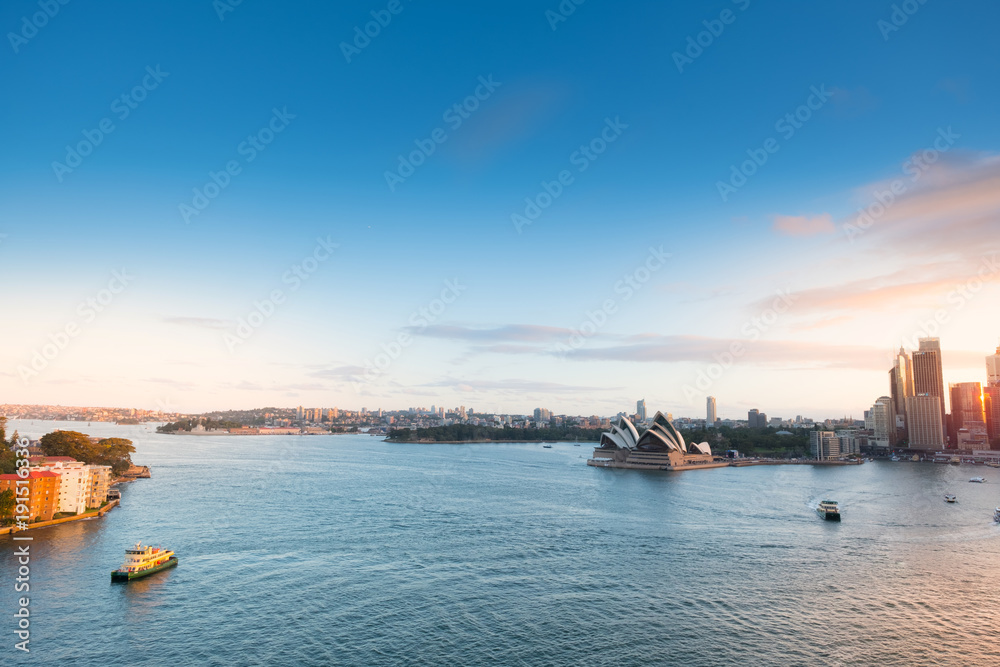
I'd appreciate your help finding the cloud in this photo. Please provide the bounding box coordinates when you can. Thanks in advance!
[421,378,614,394]
[412,324,575,343]
[772,213,835,236]
[554,335,892,370]
[163,316,230,330]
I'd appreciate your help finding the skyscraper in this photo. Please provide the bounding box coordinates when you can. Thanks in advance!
[636,399,647,421]
[949,382,986,445]
[912,338,946,440]
[890,347,914,440]
[706,396,717,428]
[872,397,893,445]
[748,409,759,428]
[987,345,1000,387]
[984,385,1000,446]
[906,394,946,450]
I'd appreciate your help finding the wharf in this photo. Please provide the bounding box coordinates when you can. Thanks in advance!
[0,499,120,537]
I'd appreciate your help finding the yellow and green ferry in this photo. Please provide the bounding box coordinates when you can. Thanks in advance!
[111,543,178,582]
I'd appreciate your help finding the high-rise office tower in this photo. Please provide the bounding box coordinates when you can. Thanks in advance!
[890,347,914,438]
[984,385,1000,445]
[706,396,717,427]
[912,338,946,440]
[949,382,985,445]
[810,431,840,460]
[748,409,759,428]
[872,397,894,444]
[636,399,647,422]
[906,394,946,450]
[987,345,1000,387]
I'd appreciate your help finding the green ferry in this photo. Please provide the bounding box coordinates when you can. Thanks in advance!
[111,543,178,582]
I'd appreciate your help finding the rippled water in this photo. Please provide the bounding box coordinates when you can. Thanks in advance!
[3,421,1000,666]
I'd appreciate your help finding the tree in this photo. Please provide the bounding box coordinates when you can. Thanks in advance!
[95,438,136,476]
[39,431,135,476]
[0,489,14,526]
[39,431,94,460]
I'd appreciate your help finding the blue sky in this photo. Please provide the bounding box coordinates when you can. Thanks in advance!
[2,0,999,418]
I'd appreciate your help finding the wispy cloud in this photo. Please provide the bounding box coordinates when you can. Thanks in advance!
[772,213,834,236]
[412,324,575,342]
[163,316,231,330]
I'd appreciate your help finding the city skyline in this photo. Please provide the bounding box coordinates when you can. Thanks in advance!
[2,2,999,418]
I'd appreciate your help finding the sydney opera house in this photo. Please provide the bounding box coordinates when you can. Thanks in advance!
[589,411,724,471]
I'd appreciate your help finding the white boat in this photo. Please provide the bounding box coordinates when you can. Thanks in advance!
[944,494,957,503]
[994,508,1000,523]
[890,455,900,462]
[969,477,986,483]
[817,500,841,521]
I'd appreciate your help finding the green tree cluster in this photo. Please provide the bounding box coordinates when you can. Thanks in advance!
[0,416,23,475]
[680,426,812,457]
[38,431,136,476]
[157,418,243,433]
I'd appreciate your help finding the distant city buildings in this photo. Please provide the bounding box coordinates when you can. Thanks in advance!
[636,399,647,422]
[949,382,986,445]
[706,397,716,428]
[747,409,768,428]
[987,344,1000,387]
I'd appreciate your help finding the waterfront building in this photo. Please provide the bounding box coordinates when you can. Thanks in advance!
[706,397,716,428]
[85,465,112,509]
[988,345,1000,387]
[0,470,61,522]
[591,412,713,470]
[29,457,90,514]
[912,338,946,441]
[985,385,1000,444]
[810,431,840,460]
[872,396,894,446]
[906,394,946,450]
[949,382,986,446]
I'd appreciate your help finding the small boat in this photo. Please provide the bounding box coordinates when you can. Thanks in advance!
[817,500,841,521]
[111,543,178,582]
[950,457,960,465]
[890,455,900,462]
[542,444,553,449]
[969,477,986,483]
[987,462,1000,468]
[944,494,957,503]
[994,508,1000,523]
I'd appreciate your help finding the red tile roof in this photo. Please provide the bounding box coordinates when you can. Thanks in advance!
[0,470,60,479]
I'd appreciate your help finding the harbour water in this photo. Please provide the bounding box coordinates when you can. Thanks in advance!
[4,421,1000,666]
